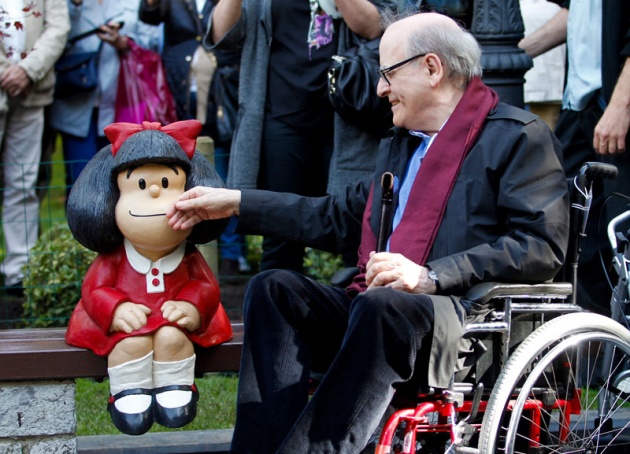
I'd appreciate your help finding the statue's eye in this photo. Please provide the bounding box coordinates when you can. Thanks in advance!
[162,177,169,189]
[138,179,146,190]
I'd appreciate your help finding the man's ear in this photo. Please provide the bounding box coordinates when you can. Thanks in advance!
[425,53,444,87]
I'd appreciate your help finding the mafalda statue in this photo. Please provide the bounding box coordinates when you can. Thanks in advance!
[65,120,232,435]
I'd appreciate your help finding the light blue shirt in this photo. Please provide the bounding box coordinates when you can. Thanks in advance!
[386,130,436,251]
[563,0,602,111]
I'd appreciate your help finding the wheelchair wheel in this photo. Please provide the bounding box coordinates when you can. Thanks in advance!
[478,312,630,453]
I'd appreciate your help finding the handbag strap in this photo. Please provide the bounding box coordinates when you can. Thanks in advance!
[67,14,124,44]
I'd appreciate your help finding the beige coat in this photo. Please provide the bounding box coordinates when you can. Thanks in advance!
[0,0,70,112]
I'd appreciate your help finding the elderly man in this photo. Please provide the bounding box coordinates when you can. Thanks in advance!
[168,12,569,454]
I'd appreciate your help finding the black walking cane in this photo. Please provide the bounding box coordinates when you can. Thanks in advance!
[330,172,395,288]
[376,172,394,253]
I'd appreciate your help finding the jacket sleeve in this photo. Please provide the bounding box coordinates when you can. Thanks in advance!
[20,0,70,82]
[237,181,370,254]
[80,253,130,334]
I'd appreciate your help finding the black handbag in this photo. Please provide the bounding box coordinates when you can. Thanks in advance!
[327,33,392,137]
[54,42,103,99]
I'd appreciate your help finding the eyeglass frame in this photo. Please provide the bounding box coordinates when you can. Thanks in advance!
[378,53,428,85]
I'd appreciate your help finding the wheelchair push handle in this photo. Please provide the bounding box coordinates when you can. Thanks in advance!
[571,162,618,236]
[607,208,630,253]
[564,162,617,298]
[579,162,618,182]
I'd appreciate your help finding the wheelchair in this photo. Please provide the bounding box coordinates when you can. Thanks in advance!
[370,162,630,453]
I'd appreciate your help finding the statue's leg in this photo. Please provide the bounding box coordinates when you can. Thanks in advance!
[107,337,155,435]
[153,326,198,428]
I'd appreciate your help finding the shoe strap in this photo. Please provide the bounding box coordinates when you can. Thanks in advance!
[110,387,154,401]
[154,383,197,394]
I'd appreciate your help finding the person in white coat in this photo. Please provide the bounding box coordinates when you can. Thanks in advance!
[0,0,70,295]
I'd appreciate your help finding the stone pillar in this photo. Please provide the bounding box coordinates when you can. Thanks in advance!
[0,381,77,453]
[195,136,220,275]
[470,0,532,108]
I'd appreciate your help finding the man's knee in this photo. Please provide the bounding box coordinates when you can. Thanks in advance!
[243,269,307,315]
[350,288,434,331]
[245,269,300,299]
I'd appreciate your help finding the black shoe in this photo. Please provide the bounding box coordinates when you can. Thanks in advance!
[107,388,154,435]
[5,281,24,297]
[154,383,199,428]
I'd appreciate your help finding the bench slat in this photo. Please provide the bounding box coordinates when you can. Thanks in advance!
[0,323,243,382]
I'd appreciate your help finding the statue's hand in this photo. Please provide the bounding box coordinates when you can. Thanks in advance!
[161,300,201,332]
[110,302,152,333]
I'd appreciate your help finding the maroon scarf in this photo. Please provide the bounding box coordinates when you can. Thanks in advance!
[347,77,498,295]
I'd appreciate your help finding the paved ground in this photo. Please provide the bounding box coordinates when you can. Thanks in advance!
[218,276,249,322]
[0,294,24,329]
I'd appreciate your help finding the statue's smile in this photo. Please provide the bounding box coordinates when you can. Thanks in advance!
[129,210,166,218]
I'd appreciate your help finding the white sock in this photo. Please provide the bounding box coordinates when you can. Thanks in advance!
[108,351,154,414]
[153,355,196,409]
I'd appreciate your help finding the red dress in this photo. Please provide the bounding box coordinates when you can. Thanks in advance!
[65,241,232,356]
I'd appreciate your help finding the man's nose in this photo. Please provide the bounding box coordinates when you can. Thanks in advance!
[149,184,161,198]
[376,77,389,97]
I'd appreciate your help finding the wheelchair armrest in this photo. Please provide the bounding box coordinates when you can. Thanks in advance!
[465,282,573,305]
[330,266,360,288]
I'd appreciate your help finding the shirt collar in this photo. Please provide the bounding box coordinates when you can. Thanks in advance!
[124,238,186,275]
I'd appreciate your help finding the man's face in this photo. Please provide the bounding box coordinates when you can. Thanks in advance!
[377,27,431,131]
[115,163,191,255]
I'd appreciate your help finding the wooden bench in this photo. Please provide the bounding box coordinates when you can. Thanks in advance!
[0,323,243,453]
[0,323,243,381]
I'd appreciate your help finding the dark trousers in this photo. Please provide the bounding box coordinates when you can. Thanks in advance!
[61,109,109,190]
[259,116,334,273]
[555,98,630,315]
[231,270,434,454]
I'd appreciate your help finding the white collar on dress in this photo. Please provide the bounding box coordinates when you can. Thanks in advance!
[124,238,186,275]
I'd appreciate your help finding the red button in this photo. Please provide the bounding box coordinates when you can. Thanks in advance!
[151,268,159,276]
[152,278,160,287]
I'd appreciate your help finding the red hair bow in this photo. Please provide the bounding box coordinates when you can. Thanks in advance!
[103,120,203,158]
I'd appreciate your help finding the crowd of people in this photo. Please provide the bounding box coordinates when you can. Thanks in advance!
[1,0,629,452]
[0,0,245,297]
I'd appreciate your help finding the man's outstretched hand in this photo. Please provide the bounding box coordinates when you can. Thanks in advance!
[167,187,242,231]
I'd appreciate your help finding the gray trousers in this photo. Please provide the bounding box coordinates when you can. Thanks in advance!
[0,101,43,285]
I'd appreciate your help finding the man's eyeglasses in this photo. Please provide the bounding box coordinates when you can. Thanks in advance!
[378,53,427,85]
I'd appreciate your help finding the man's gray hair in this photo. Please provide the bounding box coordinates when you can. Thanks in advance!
[381,11,483,89]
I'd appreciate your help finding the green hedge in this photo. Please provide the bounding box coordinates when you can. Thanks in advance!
[22,223,96,327]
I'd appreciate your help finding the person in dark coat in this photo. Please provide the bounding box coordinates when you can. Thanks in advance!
[139,0,249,277]
[168,12,569,453]
[519,0,630,315]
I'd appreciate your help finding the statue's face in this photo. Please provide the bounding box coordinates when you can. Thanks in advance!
[115,164,191,256]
